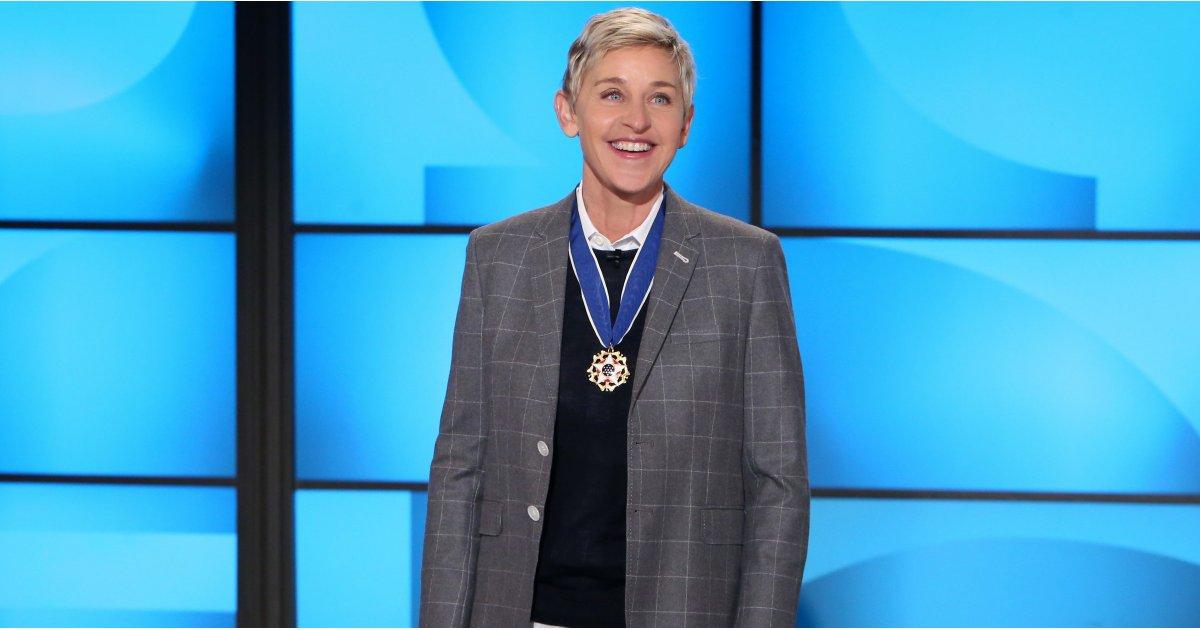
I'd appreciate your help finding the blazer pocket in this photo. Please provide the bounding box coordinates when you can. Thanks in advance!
[477,499,503,536]
[701,507,744,545]
[664,330,734,347]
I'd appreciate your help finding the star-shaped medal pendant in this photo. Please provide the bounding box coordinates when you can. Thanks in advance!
[587,347,630,392]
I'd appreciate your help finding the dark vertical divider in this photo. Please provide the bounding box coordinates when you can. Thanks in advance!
[750,1,762,227]
[235,3,296,627]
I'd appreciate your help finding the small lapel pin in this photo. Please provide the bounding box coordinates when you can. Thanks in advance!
[673,251,689,264]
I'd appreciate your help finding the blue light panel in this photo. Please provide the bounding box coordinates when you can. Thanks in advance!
[0,482,236,626]
[0,2,234,222]
[802,497,1200,626]
[0,231,235,477]
[293,2,749,225]
[762,2,1200,231]
[783,236,1200,493]
[296,489,427,627]
[295,234,466,482]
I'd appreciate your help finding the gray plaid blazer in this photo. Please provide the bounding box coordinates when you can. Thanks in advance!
[419,185,809,627]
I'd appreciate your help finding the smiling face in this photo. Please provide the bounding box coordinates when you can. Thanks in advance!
[555,45,695,203]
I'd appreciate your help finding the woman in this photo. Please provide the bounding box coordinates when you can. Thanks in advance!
[420,8,808,628]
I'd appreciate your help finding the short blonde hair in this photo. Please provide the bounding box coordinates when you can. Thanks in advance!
[561,7,696,111]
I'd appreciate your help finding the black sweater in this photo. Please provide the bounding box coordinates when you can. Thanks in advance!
[530,246,647,628]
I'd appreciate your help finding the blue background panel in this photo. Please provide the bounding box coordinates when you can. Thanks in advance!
[802,498,1200,626]
[0,231,235,477]
[763,2,1200,231]
[295,234,466,482]
[0,2,234,222]
[296,489,427,627]
[293,1,749,226]
[0,482,236,626]
[783,237,1200,493]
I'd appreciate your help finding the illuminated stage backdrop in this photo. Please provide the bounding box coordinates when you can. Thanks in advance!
[292,3,1200,627]
[4,1,1198,627]
[0,3,236,626]
[762,2,1200,232]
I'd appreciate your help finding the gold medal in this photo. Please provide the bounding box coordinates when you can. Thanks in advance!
[587,347,630,392]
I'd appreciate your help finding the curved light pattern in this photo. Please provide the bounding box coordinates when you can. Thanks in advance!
[763,2,1200,231]
[0,3,193,115]
[801,498,1200,626]
[0,231,236,477]
[294,234,466,482]
[0,482,236,626]
[295,489,427,627]
[782,237,1200,493]
[294,2,749,225]
[0,2,233,221]
[841,2,1200,232]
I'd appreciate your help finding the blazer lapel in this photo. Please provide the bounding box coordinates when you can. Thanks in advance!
[628,185,700,405]
[528,191,574,426]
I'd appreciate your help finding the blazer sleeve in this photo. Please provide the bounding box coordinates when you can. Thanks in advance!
[734,233,811,627]
[419,230,488,627]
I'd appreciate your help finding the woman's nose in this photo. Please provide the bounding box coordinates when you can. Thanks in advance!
[622,102,650,132]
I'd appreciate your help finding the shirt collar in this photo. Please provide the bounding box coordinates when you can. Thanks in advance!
[575,182,665,251]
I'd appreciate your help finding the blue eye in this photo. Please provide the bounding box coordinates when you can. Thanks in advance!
[602,90,622,101]
[651,93,672,105]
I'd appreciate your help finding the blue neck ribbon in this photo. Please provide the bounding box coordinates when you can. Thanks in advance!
[567,196,665,349]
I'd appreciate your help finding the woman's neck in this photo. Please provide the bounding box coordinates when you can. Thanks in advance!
[580,176,662,243]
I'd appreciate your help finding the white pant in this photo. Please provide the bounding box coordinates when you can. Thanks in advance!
[531,622,568,628]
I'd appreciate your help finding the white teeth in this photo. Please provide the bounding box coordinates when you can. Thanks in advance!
[611,140,652,152]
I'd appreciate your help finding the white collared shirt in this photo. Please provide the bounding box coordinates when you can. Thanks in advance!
[575,183,664,252]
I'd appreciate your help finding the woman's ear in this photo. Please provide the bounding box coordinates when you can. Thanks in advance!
[678,103,695,148]
[554,90,579,138]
